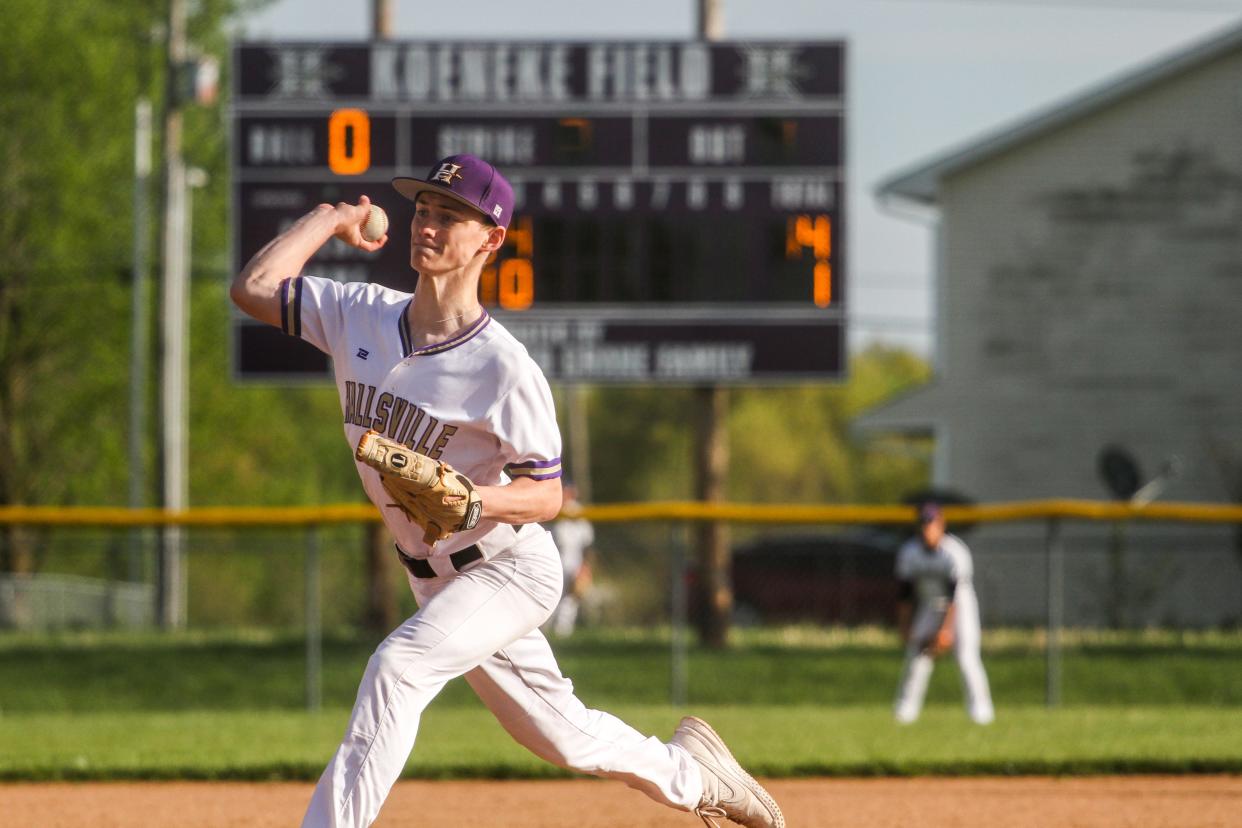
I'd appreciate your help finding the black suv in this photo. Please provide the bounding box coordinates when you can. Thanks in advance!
[724,528,905,626]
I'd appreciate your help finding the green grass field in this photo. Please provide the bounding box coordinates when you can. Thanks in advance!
[2,627,1240,780]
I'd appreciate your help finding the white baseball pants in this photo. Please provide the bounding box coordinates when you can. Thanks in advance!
[302,530,702,828]
[893,588,994,724]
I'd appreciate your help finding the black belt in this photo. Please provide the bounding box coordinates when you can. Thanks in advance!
[396,544,483,579]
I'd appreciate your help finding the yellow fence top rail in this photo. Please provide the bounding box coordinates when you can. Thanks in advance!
[2,499,1242,527]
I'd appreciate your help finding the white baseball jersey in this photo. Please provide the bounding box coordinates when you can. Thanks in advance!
[894,533,974,611]
[286,279,704,828]
[280,275,562,560]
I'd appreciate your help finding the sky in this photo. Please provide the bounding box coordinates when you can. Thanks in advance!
[235,0,1242,355]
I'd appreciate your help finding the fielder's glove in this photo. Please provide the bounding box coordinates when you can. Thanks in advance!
[921,626,954,657]
[355,429,483,545]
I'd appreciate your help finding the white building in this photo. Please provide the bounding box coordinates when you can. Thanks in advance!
[865,25,1242,627]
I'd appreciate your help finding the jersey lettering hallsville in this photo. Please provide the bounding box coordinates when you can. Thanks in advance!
[279,274,563,560]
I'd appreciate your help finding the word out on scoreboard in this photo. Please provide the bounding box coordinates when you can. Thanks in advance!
[232,40,846,383]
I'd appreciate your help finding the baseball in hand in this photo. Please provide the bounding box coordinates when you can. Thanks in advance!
[362,204,388,242]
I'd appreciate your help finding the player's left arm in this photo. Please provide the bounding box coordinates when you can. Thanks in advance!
[476,476,563,524]
[483,354,565,526]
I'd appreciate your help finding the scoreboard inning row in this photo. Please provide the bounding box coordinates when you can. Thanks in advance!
[232,40,847,383]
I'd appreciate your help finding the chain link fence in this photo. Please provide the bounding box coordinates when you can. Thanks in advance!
[2,501,1241,709]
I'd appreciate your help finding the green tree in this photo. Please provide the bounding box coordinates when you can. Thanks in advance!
[0,2,160,572]
[583,344,932,507]
[0,0,351,520]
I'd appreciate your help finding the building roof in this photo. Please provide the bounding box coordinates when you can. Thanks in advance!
[877,22,1242,205]
[852,379,949,435]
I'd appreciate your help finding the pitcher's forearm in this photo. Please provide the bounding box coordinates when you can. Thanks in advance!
[477,477,563,524]
[231,205,341,325]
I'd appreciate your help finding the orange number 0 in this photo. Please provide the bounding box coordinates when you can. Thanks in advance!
[481,218,536,310]
[499,259,534,310]
[328,109,370,175]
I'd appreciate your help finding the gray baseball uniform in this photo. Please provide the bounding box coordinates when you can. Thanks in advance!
[893,532,994,724]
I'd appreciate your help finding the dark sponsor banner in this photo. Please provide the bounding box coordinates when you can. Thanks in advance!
[497,312,844,384]
[234,312,843,383]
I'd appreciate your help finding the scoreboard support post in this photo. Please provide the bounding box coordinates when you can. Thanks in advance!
[694,5,731,650]
[694,384,732,649]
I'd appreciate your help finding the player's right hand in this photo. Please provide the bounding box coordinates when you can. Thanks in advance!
[331,196,387,253]
[925,627,954,656]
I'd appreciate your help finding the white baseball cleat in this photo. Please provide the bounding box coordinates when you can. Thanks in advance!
[670,716,785,828]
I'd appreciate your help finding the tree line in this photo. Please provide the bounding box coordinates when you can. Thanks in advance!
[0,2,932,590]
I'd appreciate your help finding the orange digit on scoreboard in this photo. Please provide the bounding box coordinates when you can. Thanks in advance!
[328,109,370,176]
[499,259,534,310]
[813,261,832,308]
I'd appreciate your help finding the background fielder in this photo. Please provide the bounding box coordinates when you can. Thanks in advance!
[230,153,783,828]
[548,481,595,637]
[893,502,994,725]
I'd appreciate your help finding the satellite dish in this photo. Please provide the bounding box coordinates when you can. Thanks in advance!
[1098,445,1142,500]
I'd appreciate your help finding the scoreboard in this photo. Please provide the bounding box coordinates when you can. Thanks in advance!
[232,40,846,383]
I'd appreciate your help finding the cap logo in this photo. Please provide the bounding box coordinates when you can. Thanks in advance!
[492,204,504,219]
[431,162,464,185]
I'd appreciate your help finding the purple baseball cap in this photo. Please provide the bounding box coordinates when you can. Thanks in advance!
[392,154,515,229]
[918,502,944,524]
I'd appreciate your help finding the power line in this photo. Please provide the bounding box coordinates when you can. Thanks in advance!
[884,0,1242,11]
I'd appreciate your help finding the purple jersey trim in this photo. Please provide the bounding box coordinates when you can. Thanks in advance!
[510,458,561,469]
[279,278,290,334]
[508,458,563,480]
[280,277,303,337]
[409,309,491,357]
[292,277,303,337]
[397,298,414,355]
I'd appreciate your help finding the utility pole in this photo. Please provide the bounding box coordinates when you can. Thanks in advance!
[693,0,732,649]
[373,0,393,39]
[364,0,399,634]
[159,0,189,628]
[698,0,724,41]
[129,96,153,586]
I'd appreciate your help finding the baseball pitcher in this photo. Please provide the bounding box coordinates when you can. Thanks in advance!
[230,154,783,828]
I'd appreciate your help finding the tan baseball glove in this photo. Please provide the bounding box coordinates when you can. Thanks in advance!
[923,626,955,657]
[355,429,483,545]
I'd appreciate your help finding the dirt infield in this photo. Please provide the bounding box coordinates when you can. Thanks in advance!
[3,776,1241,827]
